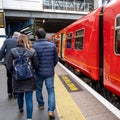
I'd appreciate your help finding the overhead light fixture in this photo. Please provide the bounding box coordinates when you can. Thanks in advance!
[27,32,32,35]
[43,19,45,23]
[24,30,32,34]
[20,27,29,32]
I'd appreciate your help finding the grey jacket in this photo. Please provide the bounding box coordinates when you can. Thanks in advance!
[0,37,18,65]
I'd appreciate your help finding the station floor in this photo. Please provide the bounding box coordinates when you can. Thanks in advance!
[0,63,119,120]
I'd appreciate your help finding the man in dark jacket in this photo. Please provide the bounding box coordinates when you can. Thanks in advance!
[0,32,21,99]
[33,28,58,119]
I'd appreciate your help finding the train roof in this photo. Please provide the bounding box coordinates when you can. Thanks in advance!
[54,7,102,35]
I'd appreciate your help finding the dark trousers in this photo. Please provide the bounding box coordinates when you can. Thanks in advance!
[5,66,13,94]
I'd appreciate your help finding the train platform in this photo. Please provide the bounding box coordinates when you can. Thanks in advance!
[0,62,120,120]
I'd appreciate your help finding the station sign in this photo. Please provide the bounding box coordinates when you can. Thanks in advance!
[0,12,4,28]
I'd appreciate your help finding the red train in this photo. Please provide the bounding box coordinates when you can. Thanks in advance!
[52,0,120,97]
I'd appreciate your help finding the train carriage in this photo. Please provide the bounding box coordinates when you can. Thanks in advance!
[104,1,120,96]
[53,7,103,80]
[52,0,120,97]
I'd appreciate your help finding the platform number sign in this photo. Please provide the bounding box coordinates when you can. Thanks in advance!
[0,12,4,28]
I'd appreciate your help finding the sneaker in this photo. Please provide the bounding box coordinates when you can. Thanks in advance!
[48,111,55,119]
[38,105,44,110]
[8,93,12,99]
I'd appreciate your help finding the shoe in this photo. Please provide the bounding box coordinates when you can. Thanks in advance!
[48,111,55,119]
[38,105,44,110]
[8,93,12,99]
[19,108,24,113]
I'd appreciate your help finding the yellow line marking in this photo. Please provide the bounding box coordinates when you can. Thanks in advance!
[55,74,86,120]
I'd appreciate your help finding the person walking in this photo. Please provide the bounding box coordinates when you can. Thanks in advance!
[0,32,21,99]
[33,28,58,119]
[6,34,39,120]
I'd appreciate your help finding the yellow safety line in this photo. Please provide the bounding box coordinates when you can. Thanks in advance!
[55,74,86,120]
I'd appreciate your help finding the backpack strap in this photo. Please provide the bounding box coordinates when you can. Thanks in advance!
[11,48,28,58]
[11,48,20,58]
[14,48,21,58]
[23,50,29,57]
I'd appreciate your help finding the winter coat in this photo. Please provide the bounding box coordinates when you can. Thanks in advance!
[32,38,58,78]
[0,37,18,65]
[6,45,39,93]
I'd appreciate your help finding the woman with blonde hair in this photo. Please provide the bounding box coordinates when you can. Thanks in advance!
[17,34,32,49]
[6,34,39,120]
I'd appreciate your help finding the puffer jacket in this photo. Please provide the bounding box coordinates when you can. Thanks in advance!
[6,45,39,93]
[32,38,58,77]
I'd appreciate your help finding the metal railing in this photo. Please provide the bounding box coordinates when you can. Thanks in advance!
[43,0,94,12]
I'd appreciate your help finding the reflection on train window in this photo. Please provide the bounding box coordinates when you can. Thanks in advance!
[115,16,120,54]
[75,29,84,50]
[66,33,72,48]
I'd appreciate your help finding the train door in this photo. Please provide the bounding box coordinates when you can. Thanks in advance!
[60,33,65,59]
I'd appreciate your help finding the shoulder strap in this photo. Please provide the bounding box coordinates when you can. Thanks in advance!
[11,48,21,58]
[12,48,30,58]
[23,50,29,57]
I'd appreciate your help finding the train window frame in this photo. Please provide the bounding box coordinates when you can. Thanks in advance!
[66,32,72,49]
[115,15,120,54]
[74,29,84,50]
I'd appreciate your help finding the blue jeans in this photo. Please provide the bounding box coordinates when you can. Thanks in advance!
[17,91,33,119]
[36,74,55,112]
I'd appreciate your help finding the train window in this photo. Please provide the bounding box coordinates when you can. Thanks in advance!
[115,16,120,54]
[75,29,84,50]
[115,29,120,54]
[66,33,72,48]
[116,17,120,26]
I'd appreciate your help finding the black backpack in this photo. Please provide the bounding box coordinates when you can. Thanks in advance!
[12,48,33,80]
